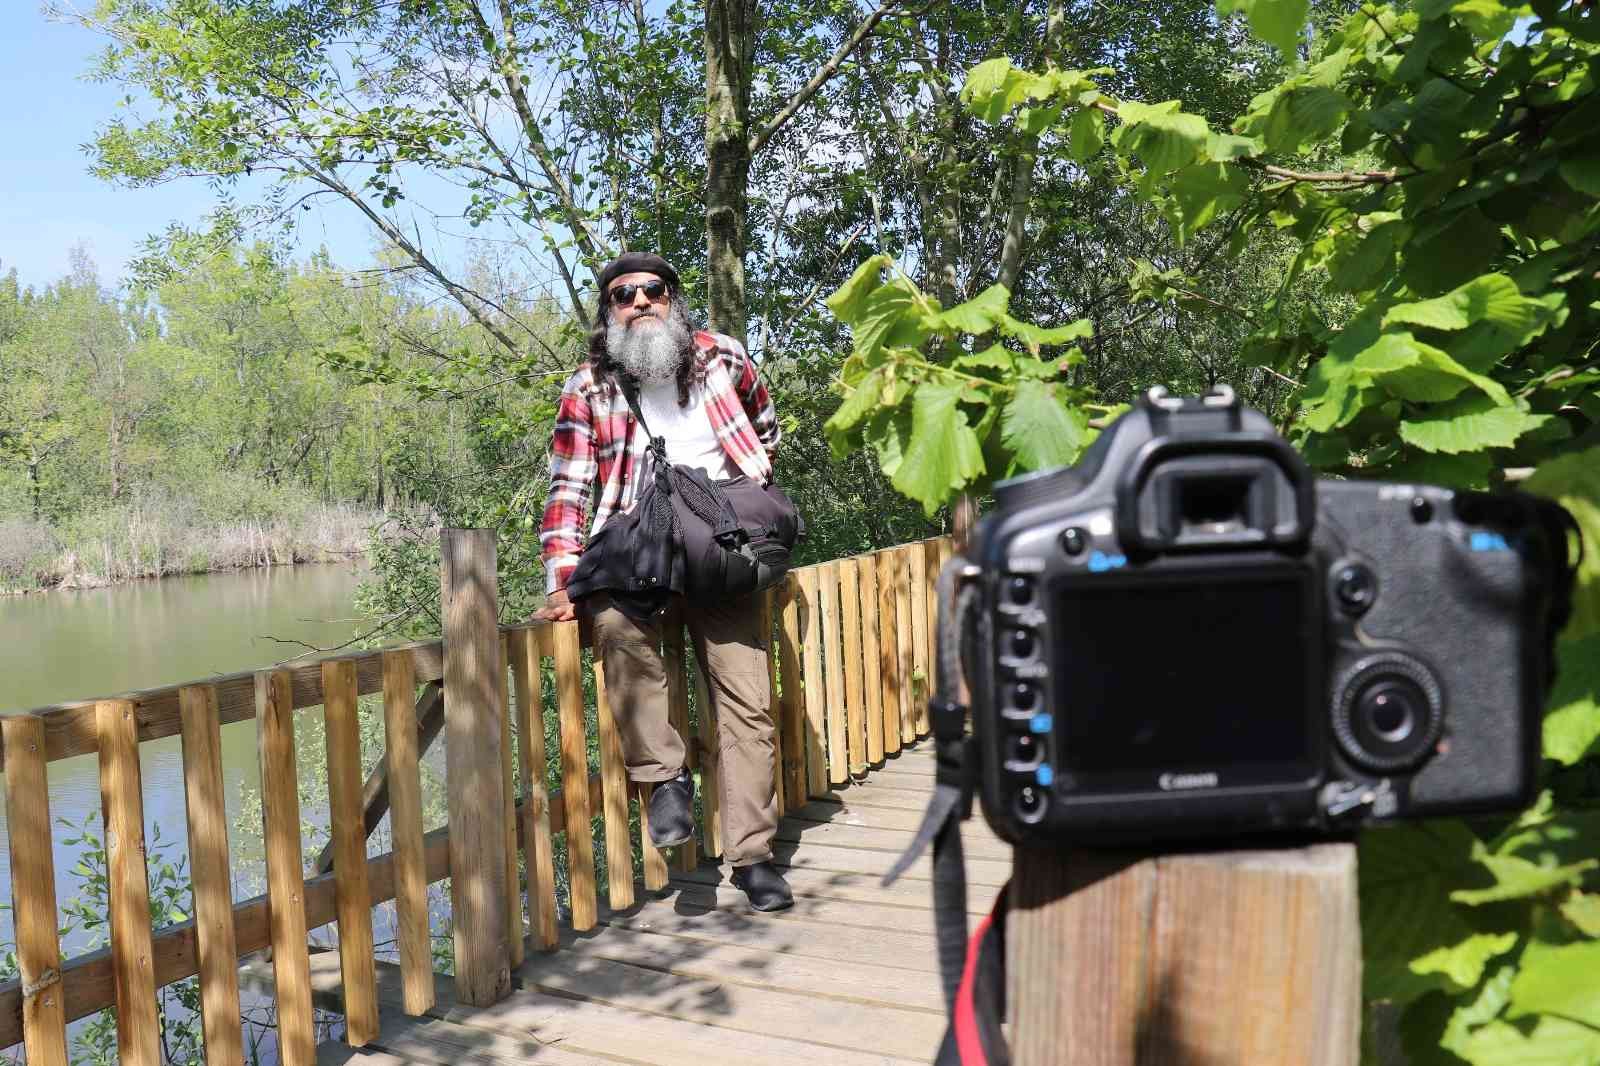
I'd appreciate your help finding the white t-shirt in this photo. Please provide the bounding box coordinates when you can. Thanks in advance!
[636,380,737,481]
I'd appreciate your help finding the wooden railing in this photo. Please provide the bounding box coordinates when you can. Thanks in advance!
[0,533,954,1066]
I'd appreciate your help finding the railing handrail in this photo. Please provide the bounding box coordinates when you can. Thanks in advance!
[1,534,954,1063]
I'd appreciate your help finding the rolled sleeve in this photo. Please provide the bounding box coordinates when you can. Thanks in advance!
[539,375,597,594]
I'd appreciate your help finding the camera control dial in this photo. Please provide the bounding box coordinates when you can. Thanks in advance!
[1332,653,1445,773]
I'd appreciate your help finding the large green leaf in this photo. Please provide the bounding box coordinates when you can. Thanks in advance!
[1264,85,1351,153]
[1001,379,1089,472]
[851,279,926,363]
[1166,162,1250,243]
[1355,332,1511,405]
[1215,0,1310,55]
[1360,820,1485,1004]
[1069,107,1105,162]
[1328,217,1406,293]
[1450,852,1597,905]
[824,253,891,322]
[1544,635,1600,766]
[1385,274,1540,333]
[892,382,986,516]
[961,57,1044,125]
[1115,100,1211,175]
[938,284,1010,335]
[1410,932,1520,993]
[1453,1016,1600,1066]
[824,367,886,457]
[1397,394,1549,454]
[1508,939,1600,1030]
[1525,447,1600,640]
[998,314,1093,355]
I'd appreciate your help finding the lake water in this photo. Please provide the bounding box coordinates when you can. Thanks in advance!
[0,563,368,956]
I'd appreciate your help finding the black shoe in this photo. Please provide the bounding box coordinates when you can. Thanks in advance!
[647,768,695,849]
[731,861,794,912]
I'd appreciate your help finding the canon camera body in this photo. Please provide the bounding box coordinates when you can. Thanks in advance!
[968,385,1573,846]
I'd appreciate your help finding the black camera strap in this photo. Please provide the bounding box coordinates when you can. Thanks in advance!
[882,560,1014,1066]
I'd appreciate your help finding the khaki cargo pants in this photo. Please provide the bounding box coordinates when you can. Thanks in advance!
[582,591,776,867]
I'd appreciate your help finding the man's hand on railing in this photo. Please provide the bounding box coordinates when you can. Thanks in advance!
[533,587,576,622]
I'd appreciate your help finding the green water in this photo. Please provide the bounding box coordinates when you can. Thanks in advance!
[0,563,367,956]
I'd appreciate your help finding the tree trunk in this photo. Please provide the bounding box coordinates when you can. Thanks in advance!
[705,0,754,343]
[28,458,41,523]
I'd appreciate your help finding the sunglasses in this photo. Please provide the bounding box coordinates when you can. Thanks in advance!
[608,279,669,306]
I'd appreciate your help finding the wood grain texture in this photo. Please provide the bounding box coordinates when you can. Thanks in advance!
[796,566,828,797]
[323,659,379,1046]
[858,555,884,766]
[177,685,244,1066]
[381,650,434,1015]
[552,619,598,931]
[1,715,68,1066]
[777,573,807,808]
[818,560,847,784]
[509,629,559,952]
[96,699,160,1066]
[661,617,699,873]
[592,659,635,910]
[923,539,943,721]
[636,782,670,891]
[907,544,930,736]
[1007,844,1361,1066]
[440,528,511,1007]
[496,639,524,969]
[875,550,901,758]
[894,546,917,743]
[839,558,867,777]
[3,641,446,770]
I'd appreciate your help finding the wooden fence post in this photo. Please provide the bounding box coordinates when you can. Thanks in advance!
[440,528,512,1007]
[1006,843,1361,1066]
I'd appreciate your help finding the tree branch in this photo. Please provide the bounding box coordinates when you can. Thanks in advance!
[748,0,908,157]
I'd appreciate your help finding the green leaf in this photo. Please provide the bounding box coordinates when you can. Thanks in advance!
[1558,149,1600,198]
[825,254,891,322]
[1166,162,1250,243]
[1264,85,1351,153]
[1543,635,1600,766]
[961,58,1044,125]
[1216,0,1310,55]
[1525,448,1600,640]
[1001,380,1089,472]
[1376,450,1494,489]
[1360,820,1484,1005]
[1385,274,1545,334]
[1410,932,1520,993]
[998,315,1093,355]
[954,344,1015,372]
[1453,1016,1600,1066]
[1328,218,1406,293]
[1561,893,1600,937]
[1069,107,1106,162]
[851,278,926,363]
[1508,939,1600,1029]
[1355,332,1511,406]
[938,284,1011,335]
[825,368,887,457]
[1398,395,1549,455]
[1115,100,1211,175]
[1450,852,1598,904]
[892,382,986,516]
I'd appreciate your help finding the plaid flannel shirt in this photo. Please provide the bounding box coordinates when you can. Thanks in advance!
[539,329,780,594]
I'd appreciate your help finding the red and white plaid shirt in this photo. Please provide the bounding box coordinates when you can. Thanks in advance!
[539,330,780,594]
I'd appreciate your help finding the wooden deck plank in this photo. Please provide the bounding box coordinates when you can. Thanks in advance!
[344,1012,615,1065]
[790,798,1008,845]
[769,837,1013,886]
[774,814,1011,862]
[508,946,944,1060]
[669,862,999,916]
[817,785,940,811]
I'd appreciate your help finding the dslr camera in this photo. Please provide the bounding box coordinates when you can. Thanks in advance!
[966,385,1575,845]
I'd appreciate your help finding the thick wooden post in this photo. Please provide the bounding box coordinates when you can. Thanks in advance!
[1007,843,1361,1066]
[440,528,512,1007]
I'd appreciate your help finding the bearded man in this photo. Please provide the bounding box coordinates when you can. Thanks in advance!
[533,252,792,912]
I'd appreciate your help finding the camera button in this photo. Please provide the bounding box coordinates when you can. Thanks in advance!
[1060,527,1088,556]
[1029,712,1053,734]
[1008,734,1040,767]
[1035,764,1054,788]
[1011,682,1038,710]
[1334,563,1378,615]
[1410,497,1433,523]
[1008,577,1035,605]
[1009,629,1036,658]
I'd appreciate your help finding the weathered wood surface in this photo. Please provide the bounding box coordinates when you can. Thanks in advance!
[380,650,435,1016]
[2,714,68,1066]
[1008,843,1361,1066]
[324,659,379,1046]
[258,671,317,1066]
[304,747,956,1066]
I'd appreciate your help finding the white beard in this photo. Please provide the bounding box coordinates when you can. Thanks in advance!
[607,310,690,385]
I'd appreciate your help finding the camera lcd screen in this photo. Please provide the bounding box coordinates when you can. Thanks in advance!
[1049,567,1317,782]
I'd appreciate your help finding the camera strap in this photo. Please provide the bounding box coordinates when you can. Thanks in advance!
[882,556,1015,1066]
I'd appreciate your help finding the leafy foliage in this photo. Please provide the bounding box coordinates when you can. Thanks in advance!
[825,2,1600,1060]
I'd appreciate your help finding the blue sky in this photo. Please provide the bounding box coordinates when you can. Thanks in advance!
[1,7,377,292]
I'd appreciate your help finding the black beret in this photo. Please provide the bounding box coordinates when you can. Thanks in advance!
[597,252,680,295]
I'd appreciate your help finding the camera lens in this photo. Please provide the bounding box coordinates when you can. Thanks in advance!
[1014,784,1047,823]
[1332,654,1444,773]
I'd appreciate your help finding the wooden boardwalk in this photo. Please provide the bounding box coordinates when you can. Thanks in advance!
[314,743,1010,1066]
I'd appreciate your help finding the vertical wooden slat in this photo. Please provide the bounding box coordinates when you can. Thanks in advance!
[925,538,944,709]
[761,590,785,818]
[323,659,379,1046]
[693,655,723,856]
[876,550,902,758]
[497,637,524,968]
[778,573,808,807]
[662,614,699,873]
[798,566,828,797]
[908,541,931,735]
[177,684,245,1066]
[637,782,671,890]
[97,699,160,1066]
[593,659,635,909]
[840,558,867,777]
[510,629,560,950]
[552,619,598,930]
[895,545,917,743]
[818,560,848,784]
[381,650,434,1013]
[2,715,68,1066]
[440,528,511,1007]
[859,555,885,766]
[256,670,315,1066]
